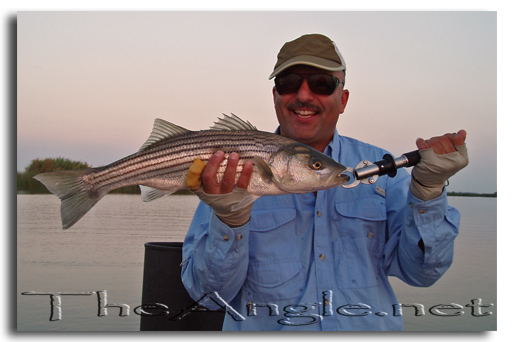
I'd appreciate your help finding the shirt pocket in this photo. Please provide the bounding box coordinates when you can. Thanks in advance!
[333,198,386,289]
[245,208,305,301]
[245,259,305,301]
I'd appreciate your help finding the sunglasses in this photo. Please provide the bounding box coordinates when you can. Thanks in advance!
[274,73,344,96]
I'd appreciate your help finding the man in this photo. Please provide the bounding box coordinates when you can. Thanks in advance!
[181,34,468,331]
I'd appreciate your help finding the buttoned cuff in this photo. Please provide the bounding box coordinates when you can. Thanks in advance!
[209,212,250,252]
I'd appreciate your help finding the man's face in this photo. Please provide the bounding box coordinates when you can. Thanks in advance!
[272,65,350,152]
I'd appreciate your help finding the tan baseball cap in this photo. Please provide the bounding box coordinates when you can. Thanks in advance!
[269,34,346,79]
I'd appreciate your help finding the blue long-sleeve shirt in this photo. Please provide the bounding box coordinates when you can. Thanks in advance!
[181,130,460,331]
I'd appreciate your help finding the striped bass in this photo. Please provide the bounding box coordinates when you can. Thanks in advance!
[34,114,350,229]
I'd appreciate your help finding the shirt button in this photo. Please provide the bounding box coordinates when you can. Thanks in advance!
[409,203,414,208]
[319,254,326,261]
[317,211,322,217]
[419,209,426,214]
[223,234,229,241]
[236,234,243,240]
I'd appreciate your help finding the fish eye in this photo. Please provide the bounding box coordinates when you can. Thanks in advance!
[311,160,323,170]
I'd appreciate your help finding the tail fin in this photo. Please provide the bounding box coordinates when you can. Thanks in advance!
[34,169,104,229]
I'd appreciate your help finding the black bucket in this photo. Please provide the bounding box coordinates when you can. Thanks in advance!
[140,242,225,331]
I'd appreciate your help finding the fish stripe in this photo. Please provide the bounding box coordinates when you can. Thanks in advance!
[85,130,290,192]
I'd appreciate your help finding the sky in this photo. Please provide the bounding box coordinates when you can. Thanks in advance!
[16,11,497,193]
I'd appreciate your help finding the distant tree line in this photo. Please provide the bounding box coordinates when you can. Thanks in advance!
[17,157,141,194]
[447,191,497,198]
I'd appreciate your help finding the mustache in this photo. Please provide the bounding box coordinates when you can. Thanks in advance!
[287,101,321,112]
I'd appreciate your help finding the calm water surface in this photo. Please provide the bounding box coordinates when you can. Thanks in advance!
[17,195,496,331]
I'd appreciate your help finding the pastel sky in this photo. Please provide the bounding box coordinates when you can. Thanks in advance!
[17,11,497,193]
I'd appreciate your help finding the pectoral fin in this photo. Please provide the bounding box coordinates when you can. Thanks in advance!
[252,156,274,183]
[252,156,300,193]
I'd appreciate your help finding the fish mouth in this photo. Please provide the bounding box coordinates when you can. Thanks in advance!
[336,168,351,184]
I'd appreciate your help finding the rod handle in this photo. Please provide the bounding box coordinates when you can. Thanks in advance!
[402,150,421,168]
[354,150,422,180]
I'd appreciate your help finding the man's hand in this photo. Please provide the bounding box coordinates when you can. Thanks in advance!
[411,130,469,201]
[187,151,254,228]
[201,151,253,194]
[415,130,467,154]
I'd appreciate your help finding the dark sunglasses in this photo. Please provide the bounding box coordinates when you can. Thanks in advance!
[274,73,344,96]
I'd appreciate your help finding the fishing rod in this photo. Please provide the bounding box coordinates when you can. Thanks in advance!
[341,150,421,188]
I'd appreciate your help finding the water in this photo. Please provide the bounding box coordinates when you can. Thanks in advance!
[389,196,497,331]
[17,195,496,331]
[17,194,199,332]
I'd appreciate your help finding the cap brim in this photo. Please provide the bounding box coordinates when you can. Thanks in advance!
[269,55,346,79]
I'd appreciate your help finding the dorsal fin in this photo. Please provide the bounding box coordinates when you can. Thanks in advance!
[138,118,191,153]
[209,113,257,131]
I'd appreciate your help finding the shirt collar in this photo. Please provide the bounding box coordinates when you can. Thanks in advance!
[323,129,340,158]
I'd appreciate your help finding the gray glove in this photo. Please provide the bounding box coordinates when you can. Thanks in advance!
[410,144,469,201]
[194,186,257,228]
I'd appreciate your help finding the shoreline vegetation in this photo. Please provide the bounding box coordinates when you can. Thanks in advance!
[17,157,497,198]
